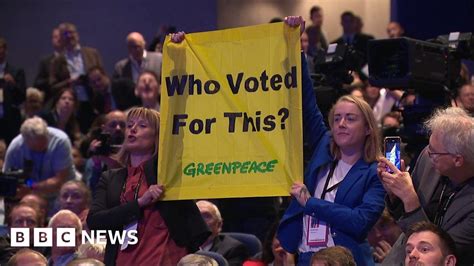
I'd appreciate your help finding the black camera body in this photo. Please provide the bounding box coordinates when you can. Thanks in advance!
[0,170,27,197]
[89,128,123,156]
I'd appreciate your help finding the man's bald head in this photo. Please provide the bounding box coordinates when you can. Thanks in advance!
[126,32,146,62]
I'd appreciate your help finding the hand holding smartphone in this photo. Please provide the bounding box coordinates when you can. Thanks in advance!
[384,136,401,172]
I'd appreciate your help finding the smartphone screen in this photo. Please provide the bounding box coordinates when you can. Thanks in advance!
[384,136,401,171]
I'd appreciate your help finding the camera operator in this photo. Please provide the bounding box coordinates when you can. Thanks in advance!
[2,117,75,199]
[83,110,125,192]
[378,107,474,265]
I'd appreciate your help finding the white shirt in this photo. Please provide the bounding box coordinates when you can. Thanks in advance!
[299,159,354,253]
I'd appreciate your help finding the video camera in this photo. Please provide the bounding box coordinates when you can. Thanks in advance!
[367,32,474,148]
[89,128,122,156]
[0,169,30,197]
[368,33,474,97]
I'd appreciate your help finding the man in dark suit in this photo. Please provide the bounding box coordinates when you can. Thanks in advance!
[113,32,162,84]
[33,27,63,103]
[332,11,374,68]
[49,22,103,133]
[196,200,249,266]
[0,37,26,144]
[378,107,474,265]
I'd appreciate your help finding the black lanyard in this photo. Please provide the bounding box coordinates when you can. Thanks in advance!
[320,160,343,200]
[121,174,143,202]
[433,179,458,226]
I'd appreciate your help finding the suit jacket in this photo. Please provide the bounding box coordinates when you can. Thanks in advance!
[210,234,249,266]
[87,156,211,266]
[91,79,140,113]
[113,52,162,83]
[49,46,103,93]
[277,54,385,265]
[0,62,26,144]
[382,148,474,265]
[34,53,55,101]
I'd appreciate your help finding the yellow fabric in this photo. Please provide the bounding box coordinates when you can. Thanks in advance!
[158,22,303,200]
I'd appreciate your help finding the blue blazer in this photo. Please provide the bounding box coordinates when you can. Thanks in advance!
[277,54,385,265]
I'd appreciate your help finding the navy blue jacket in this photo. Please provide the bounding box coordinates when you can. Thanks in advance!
[277,54,385,265]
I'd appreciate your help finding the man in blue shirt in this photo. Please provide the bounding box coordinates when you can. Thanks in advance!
[3,117,74,197]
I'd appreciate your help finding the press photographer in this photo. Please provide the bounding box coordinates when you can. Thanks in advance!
[83,110,126,192]
[2,117,75,198]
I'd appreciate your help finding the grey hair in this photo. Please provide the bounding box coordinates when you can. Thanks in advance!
[425,107,474,164]
[77,242,106,259]
[196,200,222,223]
[48,209,82,232]
[20,117,49,140]
[177,254,218,266]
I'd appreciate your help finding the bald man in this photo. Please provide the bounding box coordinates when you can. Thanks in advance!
[113,32,162,84]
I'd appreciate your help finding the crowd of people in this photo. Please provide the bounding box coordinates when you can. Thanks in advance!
[0,6,473,266]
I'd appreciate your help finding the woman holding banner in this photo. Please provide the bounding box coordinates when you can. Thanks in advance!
[87,107,210,265]
[277,17,385,265]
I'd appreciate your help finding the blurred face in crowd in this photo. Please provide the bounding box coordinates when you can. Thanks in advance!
[20,194,47,226]
[102,111,127,144]
[301,32,309,54]
[368,216,402,247]
[124,114,156,156]
[382,116,400,129]
[25,93,44,117]
[458,84,474,113]
[387,22,404,38]
[71,147,85,172]
[136,72,160,104]
[59,182,88,215]
[428,131,458,177]
[365,85,380,102]
[56,89,75,116]
[341,14,355,34]
[52,28,62,51]
[332,101,370,153]
[10,206,38,228]
[197,201,222,238]
[50,213,81,253]
[88,69,109,95]
[310,9,323,28]
[127,32,146,62]
[405,231,455,266]
[11,250,47,266]
[59,24,79,50]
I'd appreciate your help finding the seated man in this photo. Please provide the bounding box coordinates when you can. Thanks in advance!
[0,203,44,264]
[58,180,91,230]
[6,248,47,266]
[405,222,456,266]
[48,210,82,266]
[2,117,75,198]
[379,107,474,265]
[196,200,249,266]
[82,110,125,192]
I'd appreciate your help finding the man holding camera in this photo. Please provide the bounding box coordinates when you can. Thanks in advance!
[378,107,474,265]
[83,110,126,191]
[2,117,75,198]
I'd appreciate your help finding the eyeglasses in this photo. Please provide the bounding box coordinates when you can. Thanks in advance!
[427,151,453,159]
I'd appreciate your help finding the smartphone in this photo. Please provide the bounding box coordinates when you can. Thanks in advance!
[384,136,401,172]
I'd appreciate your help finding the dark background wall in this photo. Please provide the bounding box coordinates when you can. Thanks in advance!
[0,0,217,85]
[391,0,474,74]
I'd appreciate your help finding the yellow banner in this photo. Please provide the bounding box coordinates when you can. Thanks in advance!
[158,22,302,200]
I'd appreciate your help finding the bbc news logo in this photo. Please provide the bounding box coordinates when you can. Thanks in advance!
[10,228,138,247]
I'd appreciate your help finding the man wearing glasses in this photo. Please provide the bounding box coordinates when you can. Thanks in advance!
[377,107,474,265]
